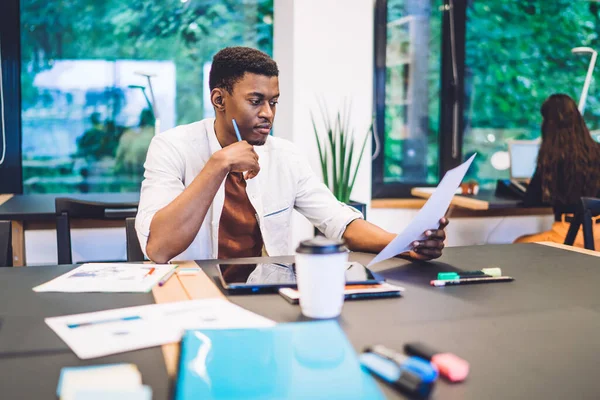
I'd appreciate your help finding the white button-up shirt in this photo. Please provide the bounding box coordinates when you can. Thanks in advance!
[136,118,362,261]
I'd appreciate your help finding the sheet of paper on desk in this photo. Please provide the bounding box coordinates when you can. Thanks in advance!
[45,298,275,359]
[33,263,175,293]
[368,154,476,267]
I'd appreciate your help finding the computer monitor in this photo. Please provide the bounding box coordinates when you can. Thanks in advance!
[509,141,540,180]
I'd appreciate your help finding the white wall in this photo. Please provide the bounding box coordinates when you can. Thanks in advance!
[23,0,553,265]
[25,228,127,266]
[274,0,375,249]
[369,209,554,246]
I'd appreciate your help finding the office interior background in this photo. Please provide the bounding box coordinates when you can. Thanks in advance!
[0,0,599,264]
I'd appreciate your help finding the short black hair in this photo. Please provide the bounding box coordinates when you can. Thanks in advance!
[209,47,279,94]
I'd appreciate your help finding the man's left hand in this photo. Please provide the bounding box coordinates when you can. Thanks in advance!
[400,217,449,261]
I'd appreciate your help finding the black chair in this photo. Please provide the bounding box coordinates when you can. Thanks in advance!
[0,221,12,267]
[564,197,600,251]
[580,197,600,251]
[126,217,145,262]
[55,197,138,265]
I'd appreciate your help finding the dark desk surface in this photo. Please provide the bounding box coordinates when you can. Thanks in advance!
[0,264,168,399]
[0,193,140,221]
[2,244,600,400]
[199,244,600,400]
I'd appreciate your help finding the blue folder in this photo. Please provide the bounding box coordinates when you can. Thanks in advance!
[175,320,384,400]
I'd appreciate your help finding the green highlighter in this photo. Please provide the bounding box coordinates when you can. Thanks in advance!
[438,267,502,281]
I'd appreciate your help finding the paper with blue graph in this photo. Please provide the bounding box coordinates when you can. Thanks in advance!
[368,154,476,267]
[45,298,274,359]
[33,263,175,293]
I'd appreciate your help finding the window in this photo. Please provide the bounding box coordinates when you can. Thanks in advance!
[464,0,600,188]
[19,0,273,194]
[373,0,444,198]
[374,0,600,197]
[0,0,21,194]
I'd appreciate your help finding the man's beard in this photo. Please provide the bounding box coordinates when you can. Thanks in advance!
[247,137,268,146]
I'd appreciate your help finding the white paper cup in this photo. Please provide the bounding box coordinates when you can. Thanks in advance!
[295,237,349,319]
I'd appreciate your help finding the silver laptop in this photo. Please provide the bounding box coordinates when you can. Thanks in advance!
[508,140,540,192]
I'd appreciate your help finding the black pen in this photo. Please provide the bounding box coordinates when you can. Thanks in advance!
[430,276,514,287]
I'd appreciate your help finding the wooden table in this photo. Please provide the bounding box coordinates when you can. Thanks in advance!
[0,193,139,266]
[152,260,226,376]
[0,194,13,206]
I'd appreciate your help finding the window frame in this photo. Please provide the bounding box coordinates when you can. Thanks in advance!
[372,0,466,199]
[0,0,23,194]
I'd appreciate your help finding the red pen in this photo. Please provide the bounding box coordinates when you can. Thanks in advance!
[145,267,156,277]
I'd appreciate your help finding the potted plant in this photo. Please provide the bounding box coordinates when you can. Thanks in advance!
[311,100,371,218]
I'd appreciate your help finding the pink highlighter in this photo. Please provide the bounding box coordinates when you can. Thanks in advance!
[404,342,469,382]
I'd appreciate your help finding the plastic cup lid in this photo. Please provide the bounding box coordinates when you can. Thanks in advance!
[295,236,348,255]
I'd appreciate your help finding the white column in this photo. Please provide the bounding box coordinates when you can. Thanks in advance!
[274,0,375,248]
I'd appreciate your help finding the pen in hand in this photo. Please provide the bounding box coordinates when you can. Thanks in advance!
[232,118,257,180]
[232,119,243,142]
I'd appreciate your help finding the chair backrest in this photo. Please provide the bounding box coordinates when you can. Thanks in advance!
[55,197,138,265]
[0,221,12,267]
[563,214,582,247]
[125,217,145,262]
[581,197,600,251]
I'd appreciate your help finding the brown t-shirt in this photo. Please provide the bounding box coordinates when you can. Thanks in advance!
[218,172,264,259]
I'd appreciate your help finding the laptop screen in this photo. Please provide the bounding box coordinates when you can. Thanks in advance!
[510,142,540,180]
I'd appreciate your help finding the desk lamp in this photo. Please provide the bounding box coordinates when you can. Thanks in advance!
[134,71,160,135]
[571,47,598,114]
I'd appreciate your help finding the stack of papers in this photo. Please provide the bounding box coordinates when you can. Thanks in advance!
[57,363,151,400]
[33,263,175,293]
[46,298,275,359]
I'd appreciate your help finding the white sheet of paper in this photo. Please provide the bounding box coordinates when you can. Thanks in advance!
[33,263,175,293]
[45,298,275,359]
[367,154,476,267]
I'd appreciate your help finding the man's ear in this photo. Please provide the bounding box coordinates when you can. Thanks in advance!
[211,88,226,112]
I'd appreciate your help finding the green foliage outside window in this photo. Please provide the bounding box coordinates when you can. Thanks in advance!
[384,0,442,184]
[465,0,600,187]
[383,0,600,188]
[20,0,273,193]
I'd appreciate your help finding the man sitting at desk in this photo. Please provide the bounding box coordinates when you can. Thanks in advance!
[136,47,448,264]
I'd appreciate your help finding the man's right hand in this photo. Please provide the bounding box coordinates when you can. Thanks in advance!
[212,141,260,179]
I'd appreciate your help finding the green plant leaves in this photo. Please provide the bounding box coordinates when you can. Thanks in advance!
[311,99,372,203]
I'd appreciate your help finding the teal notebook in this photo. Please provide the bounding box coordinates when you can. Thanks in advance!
[175,321,384,400]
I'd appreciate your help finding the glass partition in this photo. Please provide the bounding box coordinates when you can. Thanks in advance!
[20,0,273,193]
[380,0,443,185]
[464,0,600,187]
